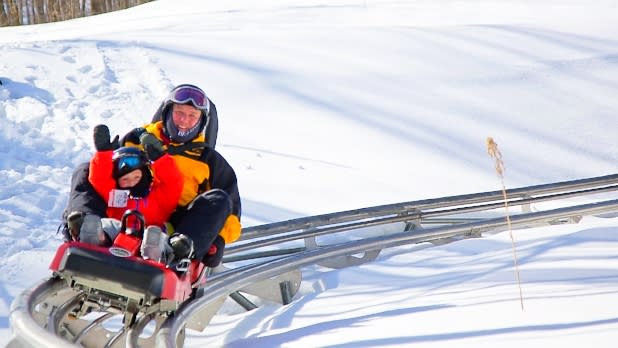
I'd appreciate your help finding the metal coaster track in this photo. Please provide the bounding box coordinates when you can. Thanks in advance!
[9,174,618,347]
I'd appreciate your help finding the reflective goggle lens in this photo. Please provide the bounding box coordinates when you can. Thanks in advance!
[170,86,209,111]
[116,156,142,171]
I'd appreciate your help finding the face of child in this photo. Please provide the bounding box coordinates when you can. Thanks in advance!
[117,169,143,188]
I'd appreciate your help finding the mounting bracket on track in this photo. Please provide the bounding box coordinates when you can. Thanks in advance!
[186,265,303,332]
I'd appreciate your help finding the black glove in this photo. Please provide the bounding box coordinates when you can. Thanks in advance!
[120,127,147,146]
[93,124,119,151]
[140,132,166,161]
[203,235,225,268]
[66,211,85,241]
[169,233,195,260]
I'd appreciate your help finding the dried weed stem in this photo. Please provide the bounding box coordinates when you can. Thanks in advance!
[486,137,524,310]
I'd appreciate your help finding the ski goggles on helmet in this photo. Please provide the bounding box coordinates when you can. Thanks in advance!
[168,86,210,113]
[116,156,143,171]
[112,147,149,178]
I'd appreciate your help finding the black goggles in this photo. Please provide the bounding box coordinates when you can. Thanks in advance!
[168,86,210,113]
[116,156,143,172]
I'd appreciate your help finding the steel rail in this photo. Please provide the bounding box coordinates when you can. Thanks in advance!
[237,173,618,240]
[157,198,618,347]
[228,181,618,257]
[9,277,74,348]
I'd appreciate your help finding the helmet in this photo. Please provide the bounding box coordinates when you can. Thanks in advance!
[112,147,149,179]
[161,84,211,142]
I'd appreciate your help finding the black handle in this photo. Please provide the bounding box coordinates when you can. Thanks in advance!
[120,209,145,239]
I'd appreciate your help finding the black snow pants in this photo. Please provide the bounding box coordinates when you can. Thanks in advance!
[170,189,232,260]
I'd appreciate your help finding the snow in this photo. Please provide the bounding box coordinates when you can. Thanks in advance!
[1,0,618,347]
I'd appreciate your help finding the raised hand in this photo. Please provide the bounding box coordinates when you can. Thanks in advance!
[140,132,166,161]
[93,124,119,151]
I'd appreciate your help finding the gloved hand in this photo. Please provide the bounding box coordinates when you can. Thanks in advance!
[203,235,225,268]
[93,124,119,151]
[66,211,85,241]
[169,233,195,260]
[120,127,147,146]
[140,132,166,161]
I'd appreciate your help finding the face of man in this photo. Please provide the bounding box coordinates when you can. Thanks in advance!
[171,103,202,132]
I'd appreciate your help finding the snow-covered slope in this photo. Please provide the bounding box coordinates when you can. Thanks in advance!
[1,1,618,346]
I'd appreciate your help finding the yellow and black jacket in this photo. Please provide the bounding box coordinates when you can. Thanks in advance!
[125,121,242,243]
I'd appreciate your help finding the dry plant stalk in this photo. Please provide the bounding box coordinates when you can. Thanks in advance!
[486,137,524,310]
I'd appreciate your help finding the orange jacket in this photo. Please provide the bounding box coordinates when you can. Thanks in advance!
[88,150,183,227]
